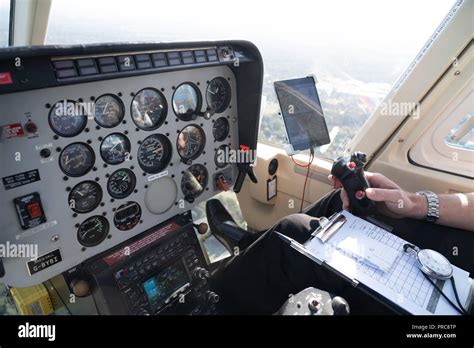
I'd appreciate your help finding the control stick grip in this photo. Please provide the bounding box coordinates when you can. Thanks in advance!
[331,151,375,216]
[233,164,258,193]
[233,169,246,193]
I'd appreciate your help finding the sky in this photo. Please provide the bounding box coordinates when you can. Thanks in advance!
[44,0,457,55]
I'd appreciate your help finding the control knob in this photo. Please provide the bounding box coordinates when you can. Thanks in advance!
[193,267,210,280]
[207,291,220,303]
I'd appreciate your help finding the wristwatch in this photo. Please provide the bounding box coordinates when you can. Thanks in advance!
[416,191,440,223]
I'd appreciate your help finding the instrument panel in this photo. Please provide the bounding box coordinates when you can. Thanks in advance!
[0,60,242,286]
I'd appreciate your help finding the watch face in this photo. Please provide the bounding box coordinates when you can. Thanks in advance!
[418,249,453,279]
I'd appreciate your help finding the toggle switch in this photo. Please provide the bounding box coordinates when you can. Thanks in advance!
[216,174,229,192]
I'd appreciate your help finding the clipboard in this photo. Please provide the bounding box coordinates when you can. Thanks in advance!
[275,211,473,315]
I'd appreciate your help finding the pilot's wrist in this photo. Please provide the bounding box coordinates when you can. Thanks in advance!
[407,192,428,220]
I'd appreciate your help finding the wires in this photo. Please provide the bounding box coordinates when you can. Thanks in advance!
[291,149,315,213]
[421,274,467,315]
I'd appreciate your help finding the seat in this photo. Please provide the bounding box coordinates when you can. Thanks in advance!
[205,199,255,252]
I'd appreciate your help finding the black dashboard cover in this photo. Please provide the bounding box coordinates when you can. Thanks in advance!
[0,40,263,151]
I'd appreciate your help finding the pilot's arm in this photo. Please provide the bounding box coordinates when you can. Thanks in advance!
[329,172,474,232]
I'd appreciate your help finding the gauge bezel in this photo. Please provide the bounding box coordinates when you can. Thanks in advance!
[176,124,206,161]
[93,93,125,128]
[137,133,172,174]
[59,142,96,177]
[172,82,203,121]
[77,215,109,247]
[107,168,137,199]
[206,77,232,114]
[48,99,88,137]
[113,201,142,231]
[130,87,168,130]
[181,163,209,200]
[68,180,103,214]
[100,133,132,166]
[212,116,230,141]
[214,144,230,169]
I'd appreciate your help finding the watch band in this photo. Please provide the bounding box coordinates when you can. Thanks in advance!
[416,191,440,223]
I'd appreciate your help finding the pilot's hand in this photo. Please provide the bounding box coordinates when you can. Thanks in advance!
[328,172,427,219]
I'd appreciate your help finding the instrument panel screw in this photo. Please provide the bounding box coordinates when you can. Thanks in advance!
[51,235,60,242]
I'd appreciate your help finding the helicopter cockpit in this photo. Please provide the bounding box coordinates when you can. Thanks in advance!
[0,0,473,338]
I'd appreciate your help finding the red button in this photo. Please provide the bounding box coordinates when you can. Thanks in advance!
[25,121,38,133]
[356,190,365,199]
[348,162,356,169]
[0,72,13,85]
[27,203,42,219]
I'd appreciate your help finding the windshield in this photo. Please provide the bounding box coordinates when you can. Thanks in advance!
[0,0,10,47]
[46,0,456,159]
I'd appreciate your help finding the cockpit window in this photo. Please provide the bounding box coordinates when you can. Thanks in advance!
[46,0,456,159]
[445,112,474,151]
[0,0,10,47]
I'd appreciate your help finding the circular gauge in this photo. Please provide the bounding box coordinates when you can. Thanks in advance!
[137,134,172,174]
[214,145,230,168]
[114,202,141,231]
[172,83,201,121]
[131,88,167,130]
[107,168,136,199]
[181,164,208,202]
[177,125,206,161]
[59,143,95,177]
[68,181,102,213]
[49,100,88,137]
[206,77,231,113]
[77,215,109,247]
[94,94,124,128]
[212,117,230,141]
[100,133,131,165]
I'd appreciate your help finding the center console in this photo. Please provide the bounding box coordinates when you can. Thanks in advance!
[85,211,218,315]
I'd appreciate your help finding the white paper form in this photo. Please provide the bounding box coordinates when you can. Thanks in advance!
[305,210,472,315]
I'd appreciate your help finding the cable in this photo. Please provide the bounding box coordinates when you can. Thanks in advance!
[450,277,468,315]
[291,149,315,213]
[421,273,467,315]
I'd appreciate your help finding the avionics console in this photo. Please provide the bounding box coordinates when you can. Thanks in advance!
[85,211,218,315]
[0,41,263,288]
